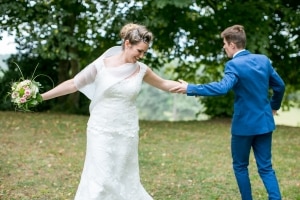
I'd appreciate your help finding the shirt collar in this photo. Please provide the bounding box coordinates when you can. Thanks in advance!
[233,49,246,58]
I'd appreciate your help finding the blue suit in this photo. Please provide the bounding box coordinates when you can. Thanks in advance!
[187,50,285,200]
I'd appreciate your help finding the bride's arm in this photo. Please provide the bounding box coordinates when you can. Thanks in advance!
[41,62,98,101]
[41,79,78,101]
[143,67,180,91]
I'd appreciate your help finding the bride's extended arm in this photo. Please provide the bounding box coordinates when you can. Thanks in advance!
[143,67,180,91]
[41,78,78,101]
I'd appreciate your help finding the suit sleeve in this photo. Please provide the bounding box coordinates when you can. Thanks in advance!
[186,70,238,96]
[269,67,285,110]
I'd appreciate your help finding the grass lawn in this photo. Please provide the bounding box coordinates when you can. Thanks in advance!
[0,111,299,200]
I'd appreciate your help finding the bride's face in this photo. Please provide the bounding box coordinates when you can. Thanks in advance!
[124,41,149,63]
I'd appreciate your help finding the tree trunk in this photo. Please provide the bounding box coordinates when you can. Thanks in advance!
[56,57,80,112]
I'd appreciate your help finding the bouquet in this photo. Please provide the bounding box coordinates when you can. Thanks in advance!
[8,62,50,112]
[10,79,43,111]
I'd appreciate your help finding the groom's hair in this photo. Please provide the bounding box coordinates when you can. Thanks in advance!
[221,25,246,49]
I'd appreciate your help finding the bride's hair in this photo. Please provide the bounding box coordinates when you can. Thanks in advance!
[120,23,153,48]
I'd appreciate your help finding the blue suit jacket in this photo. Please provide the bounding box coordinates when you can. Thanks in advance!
[187,50,285,135]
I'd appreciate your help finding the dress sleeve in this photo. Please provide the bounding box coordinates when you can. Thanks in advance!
[74,63,97,90]
[74,46,123,90]
[73,63,98,100]
[74,46,122,100]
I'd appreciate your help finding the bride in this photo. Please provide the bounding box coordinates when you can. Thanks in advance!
[41,23,180,200]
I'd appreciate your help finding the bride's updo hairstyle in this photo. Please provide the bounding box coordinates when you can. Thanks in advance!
[120,23,153,49]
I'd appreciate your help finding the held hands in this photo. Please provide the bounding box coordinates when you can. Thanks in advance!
[169,79,188,94]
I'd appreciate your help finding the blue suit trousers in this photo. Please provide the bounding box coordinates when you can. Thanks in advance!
[231,132,281,200]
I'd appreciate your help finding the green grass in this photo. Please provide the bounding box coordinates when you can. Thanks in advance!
[0,111,299,200]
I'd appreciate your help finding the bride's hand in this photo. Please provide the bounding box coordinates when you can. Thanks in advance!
[169,79,188,94]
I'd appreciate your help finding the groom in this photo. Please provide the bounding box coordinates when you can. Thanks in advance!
[170,25,285,200]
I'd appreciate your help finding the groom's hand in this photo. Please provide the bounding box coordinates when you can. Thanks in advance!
[169,79,188,94]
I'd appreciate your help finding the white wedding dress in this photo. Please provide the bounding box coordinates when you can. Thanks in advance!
[73,46,153,200]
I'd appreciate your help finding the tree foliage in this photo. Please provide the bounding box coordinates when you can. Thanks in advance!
[0,0,299,117]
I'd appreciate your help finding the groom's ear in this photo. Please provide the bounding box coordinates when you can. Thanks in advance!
[229,42,237,49]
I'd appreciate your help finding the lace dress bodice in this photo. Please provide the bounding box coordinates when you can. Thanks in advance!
[87,66,146,133]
